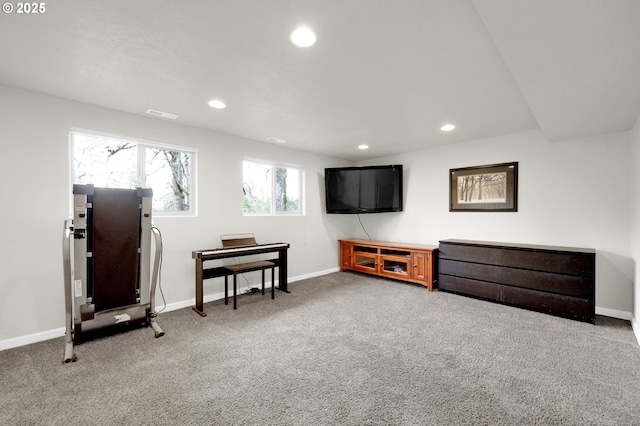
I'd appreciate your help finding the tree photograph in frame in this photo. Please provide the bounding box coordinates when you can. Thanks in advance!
[449,162,518,212]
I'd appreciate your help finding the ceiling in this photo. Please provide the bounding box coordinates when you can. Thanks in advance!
[1,0,639,161]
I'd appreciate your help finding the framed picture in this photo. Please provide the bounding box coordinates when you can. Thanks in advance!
[450,162,518,212]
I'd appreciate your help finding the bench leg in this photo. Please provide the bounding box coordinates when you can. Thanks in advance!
[224,275,229,305]
[271,267,275,300]
[233,273,238,310]
[261,269,265,295]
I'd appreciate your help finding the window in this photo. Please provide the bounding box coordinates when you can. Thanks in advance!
[243,159,304,215]
[70,130,196,215]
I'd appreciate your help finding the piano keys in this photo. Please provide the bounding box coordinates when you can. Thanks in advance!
[191,242,290,316]
[194,242,290,259]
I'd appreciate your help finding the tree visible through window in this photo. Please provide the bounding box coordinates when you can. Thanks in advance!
[243,159,303,215]
[71,131,195,214]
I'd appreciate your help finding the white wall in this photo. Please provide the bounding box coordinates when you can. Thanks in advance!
[630,115,640,338]
[0,85,354,345]
[1,83,636,348]
[357,129,634,315]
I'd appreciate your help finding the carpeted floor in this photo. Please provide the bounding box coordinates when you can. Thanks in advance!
[1,272,639,425]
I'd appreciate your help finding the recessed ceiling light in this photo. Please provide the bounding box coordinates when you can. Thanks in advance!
[208,99,226,109]
[440,123,456,131]
[290,26,316,47]
[358,144,369,150]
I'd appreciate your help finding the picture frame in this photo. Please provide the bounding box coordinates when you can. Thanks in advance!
[449,162,518,212]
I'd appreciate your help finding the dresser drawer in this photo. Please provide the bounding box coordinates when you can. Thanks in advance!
[438,275,502,300]
[440,259,502,283]
[502,249,594,277]
[439,243,502,265]
[501,285,594,322]
[502,267,593,299]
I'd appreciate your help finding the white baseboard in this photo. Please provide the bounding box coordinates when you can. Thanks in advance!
[595,306,633,321]
[2,269,636,351]
[0,327,65,352]
[158,267,340,314]
[593,307,640,347]
[0,268,340,352]
[289,267,340,283]
[632,315,640,348]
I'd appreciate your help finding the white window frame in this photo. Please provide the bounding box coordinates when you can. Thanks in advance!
[243,157,305,216]
[69,128,198,217]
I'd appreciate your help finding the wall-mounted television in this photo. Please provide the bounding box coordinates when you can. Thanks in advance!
[325,165,403,214]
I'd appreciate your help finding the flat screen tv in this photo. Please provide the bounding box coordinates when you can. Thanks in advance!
[325,165,403,214]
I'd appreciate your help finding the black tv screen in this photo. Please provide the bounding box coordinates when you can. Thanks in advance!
[325,165,403,214]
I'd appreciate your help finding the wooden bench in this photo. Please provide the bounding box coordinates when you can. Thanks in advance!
[221,234,276,310]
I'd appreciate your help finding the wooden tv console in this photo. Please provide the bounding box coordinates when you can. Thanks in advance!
[339,239,438,290]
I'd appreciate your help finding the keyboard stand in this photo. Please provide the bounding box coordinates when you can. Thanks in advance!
[191,242,289,317]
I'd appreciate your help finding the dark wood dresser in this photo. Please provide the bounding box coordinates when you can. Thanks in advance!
[438,239,595,323]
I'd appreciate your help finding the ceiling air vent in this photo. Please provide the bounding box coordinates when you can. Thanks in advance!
[267,137,287,144]
[145,109,178,120]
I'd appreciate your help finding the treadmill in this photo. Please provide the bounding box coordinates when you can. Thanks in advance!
[62,184,164,362]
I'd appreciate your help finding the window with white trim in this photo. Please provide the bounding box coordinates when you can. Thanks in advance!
[242,159,304,215]
[70,130,196,215]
